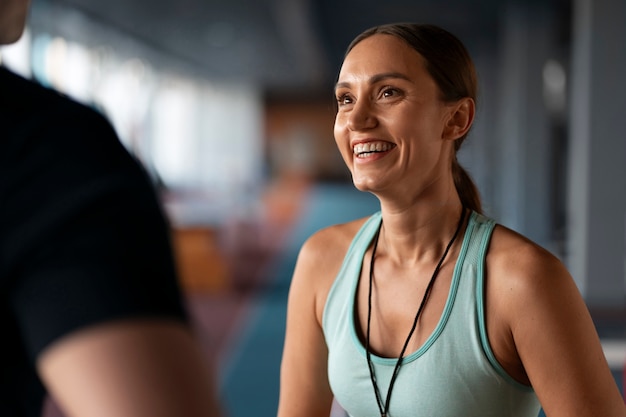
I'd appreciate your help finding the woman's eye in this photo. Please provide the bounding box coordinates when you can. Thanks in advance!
[382,87,398,98]
[336,94,353,106]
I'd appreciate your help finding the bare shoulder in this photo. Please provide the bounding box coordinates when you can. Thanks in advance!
[290,216,370,320]
[486,226,626,416]
[300,217,368,261]
[484,223,580,338]
[297,216,370,272]
[487,224,569,296]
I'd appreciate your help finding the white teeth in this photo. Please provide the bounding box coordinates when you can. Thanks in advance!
[353,142,393,155]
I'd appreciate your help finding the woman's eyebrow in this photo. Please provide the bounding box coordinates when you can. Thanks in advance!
[335,72,411,91]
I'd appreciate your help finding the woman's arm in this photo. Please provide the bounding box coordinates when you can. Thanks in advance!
[277,232,340,417]
[489,229,625,417]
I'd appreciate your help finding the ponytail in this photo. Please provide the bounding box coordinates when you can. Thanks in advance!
[452,158,482,214]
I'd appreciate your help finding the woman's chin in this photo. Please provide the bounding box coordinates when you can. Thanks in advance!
[351,176,378,193]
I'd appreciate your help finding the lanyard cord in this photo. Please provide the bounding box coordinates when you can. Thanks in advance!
[365,207,467,417]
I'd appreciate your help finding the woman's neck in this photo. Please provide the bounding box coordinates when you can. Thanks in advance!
[377,197,466,267]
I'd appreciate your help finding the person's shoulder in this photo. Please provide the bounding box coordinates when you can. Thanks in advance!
[0,66,37,95]
[487,223,571,297]
[2,69,138,176]
[1,67,81,113]
[292,215,373,284]
[490,224,563,267]
[299,215,373,262]
[1,67,110,128]
[290,215,374,317]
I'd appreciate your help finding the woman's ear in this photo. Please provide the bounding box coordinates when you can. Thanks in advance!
[442,97,475,141]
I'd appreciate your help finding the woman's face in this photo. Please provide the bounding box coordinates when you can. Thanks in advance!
[334,34,456,199]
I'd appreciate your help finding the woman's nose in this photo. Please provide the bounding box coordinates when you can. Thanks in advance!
[347,100,377,131]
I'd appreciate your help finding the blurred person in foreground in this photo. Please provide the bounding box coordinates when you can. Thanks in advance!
[277,22,626,417]
[1,1,222,416]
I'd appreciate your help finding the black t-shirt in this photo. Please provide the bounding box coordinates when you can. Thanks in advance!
[0,67,188,417]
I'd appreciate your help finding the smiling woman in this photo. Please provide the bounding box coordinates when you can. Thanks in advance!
[332,25,478,213]
[277,22,626,417]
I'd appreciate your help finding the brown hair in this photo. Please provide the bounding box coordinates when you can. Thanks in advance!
[344,23,482,213]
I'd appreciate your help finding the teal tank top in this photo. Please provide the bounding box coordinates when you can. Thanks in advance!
[322,211,541,417]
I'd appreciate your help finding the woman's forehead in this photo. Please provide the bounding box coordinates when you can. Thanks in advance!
[338,34,427,83]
